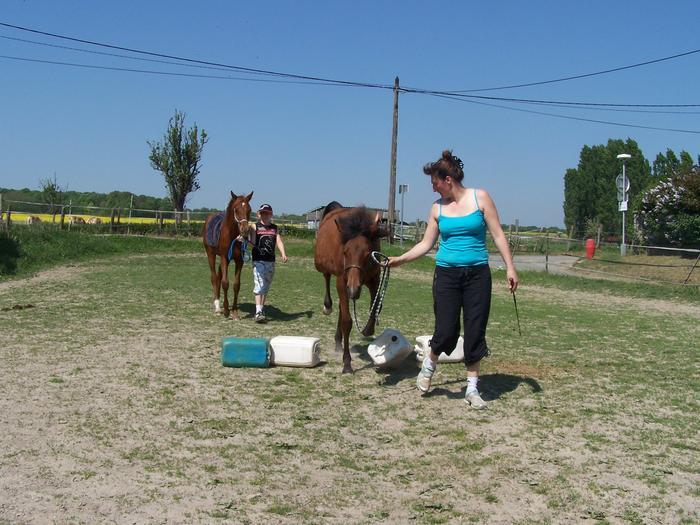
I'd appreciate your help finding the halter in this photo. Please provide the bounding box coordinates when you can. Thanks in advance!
[231,201,250,227]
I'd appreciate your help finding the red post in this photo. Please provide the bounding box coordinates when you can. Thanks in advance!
[585,238,596,259]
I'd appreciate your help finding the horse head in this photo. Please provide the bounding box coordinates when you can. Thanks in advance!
[227,190,254,237]
[337,210,382,300]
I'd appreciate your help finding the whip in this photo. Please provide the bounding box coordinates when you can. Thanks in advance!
[510,279,521,336]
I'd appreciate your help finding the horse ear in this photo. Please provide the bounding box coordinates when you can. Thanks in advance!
[334,217,342,233]
[245,191,254,202]
[230,191,237,200]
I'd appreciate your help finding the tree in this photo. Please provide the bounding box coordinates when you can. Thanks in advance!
[148,110,208,214]
[40,173,66,222]
[563,138,651,239]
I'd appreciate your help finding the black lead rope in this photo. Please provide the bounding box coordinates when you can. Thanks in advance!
[351,251,391,335]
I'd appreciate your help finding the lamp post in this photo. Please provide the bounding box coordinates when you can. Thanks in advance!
[398,184,408,247]
[616,153,631,256]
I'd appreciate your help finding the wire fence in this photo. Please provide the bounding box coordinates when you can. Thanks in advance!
[2,196,697,286]
[0,197,310,236]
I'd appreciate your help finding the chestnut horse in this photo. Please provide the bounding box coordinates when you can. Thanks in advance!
[314,203,384,373]
[203,191,253,319]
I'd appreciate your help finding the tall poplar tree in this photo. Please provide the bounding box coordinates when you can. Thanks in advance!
[148,110,208,213]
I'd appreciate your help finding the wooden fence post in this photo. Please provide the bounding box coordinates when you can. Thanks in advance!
[60,206,66,229]
[683,253,700,285]
[566,225,575,252]
[545,233,549,273]
[110,208,116,233]
[596,224,602,248]
[6,207,11,231]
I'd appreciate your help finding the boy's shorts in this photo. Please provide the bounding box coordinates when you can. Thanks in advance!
[253,261,275,295]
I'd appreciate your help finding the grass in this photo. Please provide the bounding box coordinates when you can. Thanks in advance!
[0,233,698,523]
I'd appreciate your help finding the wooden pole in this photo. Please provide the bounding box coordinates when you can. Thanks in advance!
[566,225,575,252]
[545,233,549,273]
[387,76,399,243]
[6,207,11,231]
[60,206,66,229]
[683,253,700,285]
[596,223,602,248]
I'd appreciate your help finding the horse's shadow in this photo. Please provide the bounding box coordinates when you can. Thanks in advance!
[238,303,313,322]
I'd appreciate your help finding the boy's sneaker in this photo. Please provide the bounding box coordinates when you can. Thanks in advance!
[465,390,487,410]
[416,357,436,392]
[254,312,266,323]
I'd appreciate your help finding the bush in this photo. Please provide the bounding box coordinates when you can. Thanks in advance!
[638,167,700,248]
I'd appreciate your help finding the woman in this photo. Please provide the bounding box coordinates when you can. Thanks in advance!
[388,150,518,409]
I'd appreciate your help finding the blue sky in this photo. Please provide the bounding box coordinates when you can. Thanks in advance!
[1,1,698,227]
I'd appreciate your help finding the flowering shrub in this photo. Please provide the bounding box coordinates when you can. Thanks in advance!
[638,167,700,248]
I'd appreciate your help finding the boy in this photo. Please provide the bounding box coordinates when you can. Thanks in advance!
[249,203,288,322]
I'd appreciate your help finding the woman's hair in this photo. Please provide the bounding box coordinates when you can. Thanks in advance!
[423,150,464,183]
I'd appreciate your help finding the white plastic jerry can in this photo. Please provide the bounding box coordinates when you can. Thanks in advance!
[269,336,321,367]
[367,328,412,368]
[414,335,465,363]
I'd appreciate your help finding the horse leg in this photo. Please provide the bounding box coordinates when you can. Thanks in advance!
[221,258,231,318]
[230,257,242,320]
[207,251,222,314]
[323,273,333,315]
[361,274,380,337]
[336,277,353,374]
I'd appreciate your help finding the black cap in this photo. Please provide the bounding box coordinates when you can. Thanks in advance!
[258,203,273,213]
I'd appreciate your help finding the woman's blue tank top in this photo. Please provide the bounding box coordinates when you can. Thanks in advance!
[435,189,489,268]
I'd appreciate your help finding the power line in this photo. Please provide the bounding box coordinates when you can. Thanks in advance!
[0,55,354,86]
[0,34,257,75]
[0,21,394,90]
[402,87,700,108]
[428,93,700,134]
[444,48,700,93]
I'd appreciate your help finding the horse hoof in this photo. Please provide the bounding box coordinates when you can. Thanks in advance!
[323,306,332,315]
[342,366,353,374]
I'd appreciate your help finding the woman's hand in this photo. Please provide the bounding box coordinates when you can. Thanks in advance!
[387,256,402,268]
[507,269,519,293]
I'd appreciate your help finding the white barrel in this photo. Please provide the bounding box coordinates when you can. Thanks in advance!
[414,335,465,363]
[269,336,321,367]
[367,328,412,368]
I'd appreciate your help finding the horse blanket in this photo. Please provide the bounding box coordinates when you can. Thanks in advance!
[205,212,247,263]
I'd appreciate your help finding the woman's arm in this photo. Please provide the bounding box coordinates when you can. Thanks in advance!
[276,233,288,262]
[388,203,440,267]
[479,189,518,292]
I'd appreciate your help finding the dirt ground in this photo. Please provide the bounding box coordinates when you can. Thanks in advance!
[1,256,698,524]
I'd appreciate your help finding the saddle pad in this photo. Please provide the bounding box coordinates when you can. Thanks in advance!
[205,213,225,247]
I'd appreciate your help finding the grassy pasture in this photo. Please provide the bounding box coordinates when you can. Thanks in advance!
[0,237,698,524]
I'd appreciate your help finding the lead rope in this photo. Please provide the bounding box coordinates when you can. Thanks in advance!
[351,251,391,334]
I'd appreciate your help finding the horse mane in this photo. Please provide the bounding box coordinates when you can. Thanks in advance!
[322,201,343,218]
[336,207,379,244]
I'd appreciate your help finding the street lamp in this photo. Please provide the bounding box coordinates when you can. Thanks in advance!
[616,153,631,256]
[398,184,409,247]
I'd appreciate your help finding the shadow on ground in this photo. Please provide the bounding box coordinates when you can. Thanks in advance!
[238,303,313,321]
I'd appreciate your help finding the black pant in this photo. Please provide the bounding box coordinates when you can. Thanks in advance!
[430,265,491,366]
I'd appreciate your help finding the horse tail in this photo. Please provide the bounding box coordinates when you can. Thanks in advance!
[322,201,343,218]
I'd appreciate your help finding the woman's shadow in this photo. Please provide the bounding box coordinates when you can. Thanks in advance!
[376,358,542,401]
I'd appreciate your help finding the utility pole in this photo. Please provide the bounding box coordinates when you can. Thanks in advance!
[387,76,399,242]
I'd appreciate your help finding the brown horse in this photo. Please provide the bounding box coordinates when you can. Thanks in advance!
[203,191,253,319]
[314,203,384,373]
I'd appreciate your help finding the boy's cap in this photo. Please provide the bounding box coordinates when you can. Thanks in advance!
[258,203,273,213]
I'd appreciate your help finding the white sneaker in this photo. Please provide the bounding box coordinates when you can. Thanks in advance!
[465,390,487,410]
[416,357,436,392]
